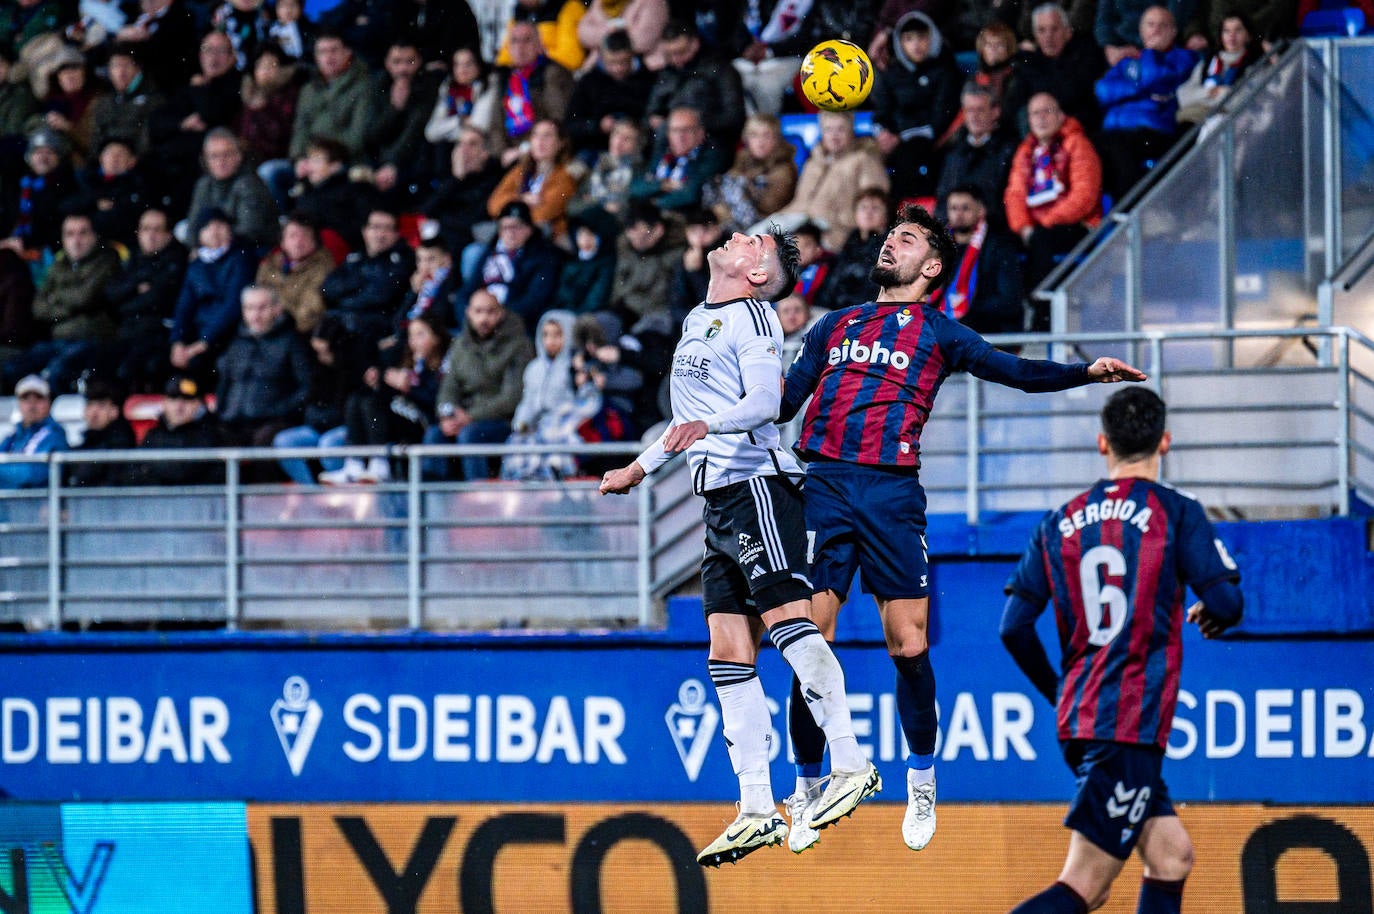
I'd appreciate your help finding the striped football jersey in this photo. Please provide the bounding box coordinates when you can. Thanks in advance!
[1006,477,1241,748]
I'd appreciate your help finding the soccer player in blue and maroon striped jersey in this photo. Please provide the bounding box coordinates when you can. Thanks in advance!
[778,203,1145,854]
[1002,387,1243,914]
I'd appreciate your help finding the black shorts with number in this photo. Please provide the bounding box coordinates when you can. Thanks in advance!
[700,475,814,617]
[1062,739,1176,860]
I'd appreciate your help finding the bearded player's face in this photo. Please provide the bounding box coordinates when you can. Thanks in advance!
[869,223,934,288]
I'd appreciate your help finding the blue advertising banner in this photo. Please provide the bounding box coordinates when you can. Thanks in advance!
[0,803,251,913]
[0,632,1370,805]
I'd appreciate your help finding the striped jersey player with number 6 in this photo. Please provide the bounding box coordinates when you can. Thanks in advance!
[1001,387,1244,914]
[778,204,1147,856]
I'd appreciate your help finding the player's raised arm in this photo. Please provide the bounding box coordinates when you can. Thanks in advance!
[956,328,1148,392]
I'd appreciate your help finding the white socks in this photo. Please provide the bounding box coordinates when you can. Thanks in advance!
[708,660,776,815]
[769,619,865,773]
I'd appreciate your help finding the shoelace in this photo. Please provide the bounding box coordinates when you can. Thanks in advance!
[910,785,935,818]
[785,791,816,819]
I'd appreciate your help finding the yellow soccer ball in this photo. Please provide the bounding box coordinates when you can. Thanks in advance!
[799,39,874,112]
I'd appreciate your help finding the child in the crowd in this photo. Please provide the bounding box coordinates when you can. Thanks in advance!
[321,313,447,484]
[501,309,603,481]
[267,0,316,60]
[575,118,644,217]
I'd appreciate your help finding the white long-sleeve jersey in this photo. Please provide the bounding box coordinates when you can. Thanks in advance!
[636,297,803,492]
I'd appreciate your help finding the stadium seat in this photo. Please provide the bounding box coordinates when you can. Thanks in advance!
[51,394,86,443]
[397,213,425,248]
[0,396,14,442]
[319,228,351,265]
[780,112,876,171]
[124,395,164,444]
[1301,7,1367,35]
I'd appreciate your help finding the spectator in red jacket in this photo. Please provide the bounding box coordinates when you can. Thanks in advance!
[1004,92,1103,331]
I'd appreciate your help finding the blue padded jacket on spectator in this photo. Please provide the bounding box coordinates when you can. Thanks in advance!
[170,247,257,349]
[1095,47,1199,135]
[0,415,68,488]
[456,234,563,331]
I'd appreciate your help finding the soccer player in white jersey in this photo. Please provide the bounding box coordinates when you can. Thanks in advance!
[601,227,881,866]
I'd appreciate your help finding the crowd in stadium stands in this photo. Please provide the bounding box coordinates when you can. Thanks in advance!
[0,0,1307,487]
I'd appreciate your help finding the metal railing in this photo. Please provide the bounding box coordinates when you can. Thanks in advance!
[1037,38,1374,339]
[0,441,688,632]
[2,327,1372,631]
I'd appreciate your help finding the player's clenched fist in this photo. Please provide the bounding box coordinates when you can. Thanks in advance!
[599,461,646,495]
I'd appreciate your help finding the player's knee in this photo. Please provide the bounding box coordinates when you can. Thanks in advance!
[1085,887,1110,911]
[1159,834,1194,880]
[886,632,929,657]
[1142,821,1194,880]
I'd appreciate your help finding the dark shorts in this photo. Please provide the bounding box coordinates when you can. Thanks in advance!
[1062,739,1176,860]
[804,460,930,600]
[701,475,814,617]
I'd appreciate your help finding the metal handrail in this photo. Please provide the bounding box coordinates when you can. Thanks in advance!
[0,441,644,465]
[1329,227,1374,291]
[2,327,1371,631]
[1033,40,1310,300]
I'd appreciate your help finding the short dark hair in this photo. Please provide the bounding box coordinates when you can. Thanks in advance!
[417,235,450,255]
[305,136,349,163]
[1217,10,1257,42]
[662,19,698,42]
[895,203,958,293]
[855,187,890,208]
[139,205,169,226]
[758,224,800,302]
[252,44,290,68]
[947,183,987,207]
[603,29,634,54]
[899,15,932,36]
[107,43,142,65]
[314,30,350,48]
[98,135,137,157]
[625,199,663,228]
[62,210,96,231]
[1101,387,1167,460]
[80,373,126,405]
[284,210,320,241]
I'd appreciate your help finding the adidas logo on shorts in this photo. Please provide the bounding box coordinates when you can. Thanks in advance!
[750,565,766,580]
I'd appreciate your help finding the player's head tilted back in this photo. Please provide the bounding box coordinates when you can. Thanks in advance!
[870,203,959,296]
[1100,386,1169,462]
[759,224,801,302]
[708,225,800,302]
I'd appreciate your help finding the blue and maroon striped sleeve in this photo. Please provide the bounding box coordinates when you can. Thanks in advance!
[781,310,836,422]
[934,316,1092,392]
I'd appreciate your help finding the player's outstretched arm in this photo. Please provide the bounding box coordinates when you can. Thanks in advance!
[1085,357,1148,383]
[966,346,1146,393]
